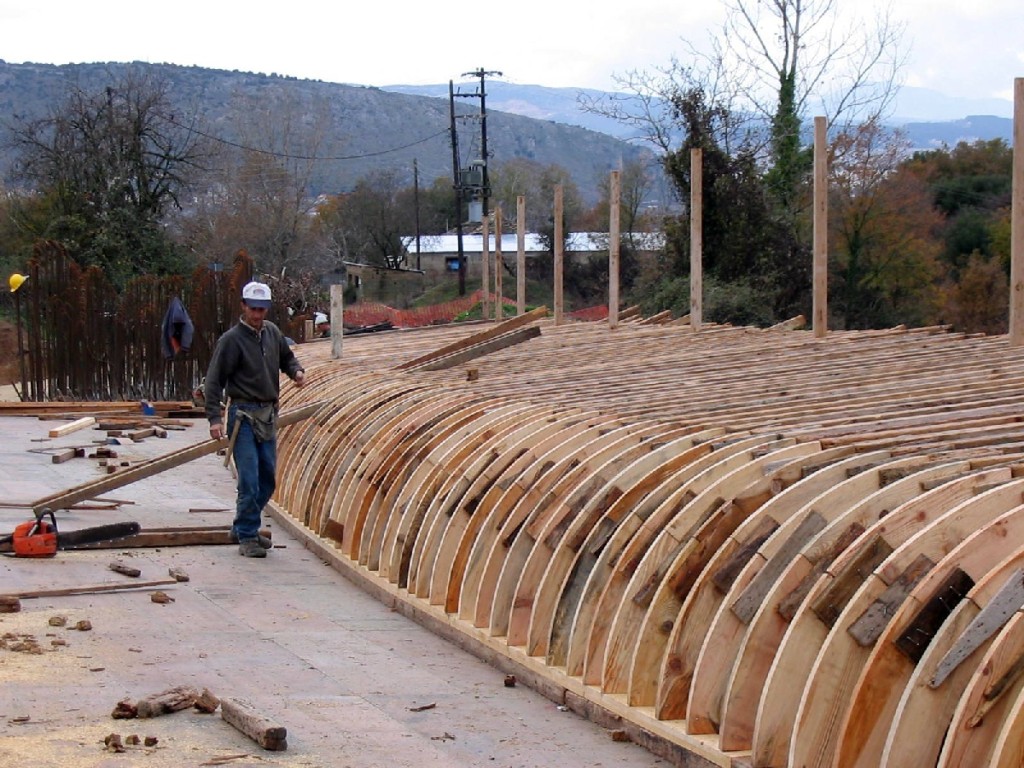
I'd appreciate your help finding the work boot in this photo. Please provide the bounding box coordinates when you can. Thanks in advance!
[238,538,267,558]
[230,532,272,549]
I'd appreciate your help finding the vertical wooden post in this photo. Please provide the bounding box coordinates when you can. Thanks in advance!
[813,116,828,338]
[554,184,564,326]
[13,282,27,401]
[609,170,621,329]
[1010,78,1024,346]
[517,195,526,316]
[690,149,703,331]
[330,284,343,359]
[495,205,504,321]
[481,214,491,321]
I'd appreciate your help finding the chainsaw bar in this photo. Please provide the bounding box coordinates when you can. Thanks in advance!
[0,521,141,553]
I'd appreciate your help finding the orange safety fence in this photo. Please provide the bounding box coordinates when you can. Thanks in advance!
[342,291,607,329]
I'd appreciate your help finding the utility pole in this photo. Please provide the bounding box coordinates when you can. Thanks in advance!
[413,158,421,271]
[449,80,466,295]
[450,67,502,296]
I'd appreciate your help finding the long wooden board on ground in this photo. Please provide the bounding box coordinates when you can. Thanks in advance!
[31,402,324,515]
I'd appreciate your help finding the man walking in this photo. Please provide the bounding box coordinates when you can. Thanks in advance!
[205,281,306,558]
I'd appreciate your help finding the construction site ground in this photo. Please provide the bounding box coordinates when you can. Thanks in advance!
[0,413,663,768]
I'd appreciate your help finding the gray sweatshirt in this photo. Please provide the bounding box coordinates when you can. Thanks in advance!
[204,318,304,425]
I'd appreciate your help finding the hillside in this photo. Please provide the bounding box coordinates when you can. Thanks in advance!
[389,80,1015,151]
[0,61,647,204]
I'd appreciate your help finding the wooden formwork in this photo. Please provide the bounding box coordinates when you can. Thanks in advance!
[269,317,1024,767]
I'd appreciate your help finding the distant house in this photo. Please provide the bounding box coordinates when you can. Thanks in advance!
[342,231,665,305]
[400,232,665,280]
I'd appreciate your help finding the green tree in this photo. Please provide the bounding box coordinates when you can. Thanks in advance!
[828,120,944,328]
[3,68,206,285]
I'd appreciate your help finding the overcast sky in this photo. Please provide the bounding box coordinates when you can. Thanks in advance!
[1,0,1020,108]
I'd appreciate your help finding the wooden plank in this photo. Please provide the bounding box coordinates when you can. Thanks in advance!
[396,306,548,370]
[48,416,96,438]
[731,510,828,623]
[7,578,178,599]
[848,553,935,647]
[411,326,542,372]
[810,534,894,627]
[32,402,323,515]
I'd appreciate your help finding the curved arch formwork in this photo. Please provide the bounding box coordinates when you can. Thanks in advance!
[272,317,1024,767]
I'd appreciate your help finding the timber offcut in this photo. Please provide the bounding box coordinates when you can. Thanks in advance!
[269,313,1024,768]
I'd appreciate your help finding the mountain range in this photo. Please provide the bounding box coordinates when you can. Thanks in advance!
[0,61,1013,209]
[387,80,1015,152]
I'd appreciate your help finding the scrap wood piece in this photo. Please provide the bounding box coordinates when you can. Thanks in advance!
[109,562,141,578]
[397,306,548,370]
[113,686,200,719]
[0,595,21,613]
[31,402,324,516]
[221,697,287,751]
[931,569,1024,688]
[413,325,541,371]
[51,447,86,464]
[48,416,97,438]
[8,578,177,600]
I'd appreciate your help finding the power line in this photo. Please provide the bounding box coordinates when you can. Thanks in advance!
[167,116,449,162]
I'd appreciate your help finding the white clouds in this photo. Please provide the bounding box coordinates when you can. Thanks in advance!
[0,0,1018,100]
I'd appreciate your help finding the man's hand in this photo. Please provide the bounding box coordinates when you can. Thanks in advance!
[210,423,225,440]
[294,370,306,389]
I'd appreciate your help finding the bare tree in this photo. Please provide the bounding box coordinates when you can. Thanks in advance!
[580,0,906,166]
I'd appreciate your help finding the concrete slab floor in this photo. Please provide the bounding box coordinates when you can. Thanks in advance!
[0,415,665,768]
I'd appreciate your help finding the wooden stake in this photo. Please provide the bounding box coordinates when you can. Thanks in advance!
[690,148,703,331]
[609,170,620,329]
[482,214,491,321]
[517,195,526,315]
[1010,78,1024,346]
[554,184,564,325]
[495,205,504,321]
[330,283,344,360]
[813,116,828,338]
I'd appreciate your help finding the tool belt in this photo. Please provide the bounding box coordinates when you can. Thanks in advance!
[232,402,278,443]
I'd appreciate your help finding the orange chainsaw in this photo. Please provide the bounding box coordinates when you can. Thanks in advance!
[0,510,141,557]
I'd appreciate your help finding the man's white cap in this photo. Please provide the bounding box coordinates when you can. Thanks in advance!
[241,281,272,309]
[314,312,328,325]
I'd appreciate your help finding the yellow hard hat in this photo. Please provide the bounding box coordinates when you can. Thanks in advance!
[8,273,27,293]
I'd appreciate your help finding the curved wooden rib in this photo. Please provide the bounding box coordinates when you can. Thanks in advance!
[877,517,1024,768]
[831,474,1024,768]
[266,318,1024,768]
[936,609,1024,767]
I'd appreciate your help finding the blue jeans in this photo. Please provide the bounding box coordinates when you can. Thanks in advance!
[228,405,277,541]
